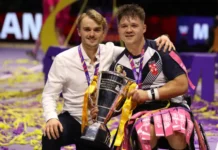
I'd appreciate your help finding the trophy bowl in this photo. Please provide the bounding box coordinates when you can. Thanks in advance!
[80,71,133,149]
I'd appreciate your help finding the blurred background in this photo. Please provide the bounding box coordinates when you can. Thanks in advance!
[0,0,218,52]
[1,0,218,150]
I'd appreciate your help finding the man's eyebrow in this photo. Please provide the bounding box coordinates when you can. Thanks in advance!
[94,27,102,29]
[82,26,101,29]
[120,23,127,26]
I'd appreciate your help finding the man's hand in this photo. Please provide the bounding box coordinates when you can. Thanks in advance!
[127,89,148,104]
[155,35,176,52]
[90,106,99,122]
[44,118,63,140]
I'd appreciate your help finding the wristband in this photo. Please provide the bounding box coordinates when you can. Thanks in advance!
[150,88,155,100]
[147,90,152,100]
[154,88,160,100]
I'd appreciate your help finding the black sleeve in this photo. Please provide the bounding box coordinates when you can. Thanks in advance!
[158,50,186,81]
[146,39,158,49]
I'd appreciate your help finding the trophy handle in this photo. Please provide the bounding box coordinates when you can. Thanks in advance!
[113,80,133,113]
[103,94,125,124]
[103,80,133,124]
[113,96,126,113]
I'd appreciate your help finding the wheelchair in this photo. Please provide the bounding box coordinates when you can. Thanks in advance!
[110,94,210,150]
[184,94,210,150]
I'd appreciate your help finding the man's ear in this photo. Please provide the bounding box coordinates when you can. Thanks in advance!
[77,28,81,37]
[118,24,121,34]
[143,24,147,33]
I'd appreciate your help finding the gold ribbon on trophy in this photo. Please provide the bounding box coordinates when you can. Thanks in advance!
[114,82,138,146]
[81,75,98,133]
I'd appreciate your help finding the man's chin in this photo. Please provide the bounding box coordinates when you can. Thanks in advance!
[123,40,134,45]
[87,43,99,48]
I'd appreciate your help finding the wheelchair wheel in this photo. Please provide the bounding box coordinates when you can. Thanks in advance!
[194,120,210,150]
[199,123,210,150]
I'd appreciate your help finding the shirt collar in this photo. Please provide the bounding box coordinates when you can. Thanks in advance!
[80,43,100,61]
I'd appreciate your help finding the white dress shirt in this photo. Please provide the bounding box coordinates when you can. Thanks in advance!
[42,42,124,123]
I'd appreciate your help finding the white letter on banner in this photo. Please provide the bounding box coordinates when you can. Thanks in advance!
[22,13,42,40]
[193,23,209,40]
[0,13,22,39]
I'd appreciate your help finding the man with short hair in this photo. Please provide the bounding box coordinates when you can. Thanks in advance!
[109,4,193,150]
[42,8,175,150]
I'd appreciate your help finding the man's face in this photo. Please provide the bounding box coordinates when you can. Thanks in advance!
[78,16,105,48]
[118,16,146,45]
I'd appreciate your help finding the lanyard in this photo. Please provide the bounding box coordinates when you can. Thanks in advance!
[128,46,145,88]
[78,45,100,86]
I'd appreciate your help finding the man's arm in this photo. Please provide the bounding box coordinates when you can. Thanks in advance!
[156,74,188,100]
[42,55,65,122]
[128,74,188,104]
[113,35,175,59]
[42,55,65,139]
[156,50,188,100]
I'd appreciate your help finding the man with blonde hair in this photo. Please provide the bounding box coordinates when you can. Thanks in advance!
[41,8,175,150]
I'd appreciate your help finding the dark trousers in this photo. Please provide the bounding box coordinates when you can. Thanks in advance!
[42,112,96,150]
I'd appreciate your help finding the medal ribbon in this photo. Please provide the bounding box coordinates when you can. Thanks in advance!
[128,45,146,88]
[78,45,100,85]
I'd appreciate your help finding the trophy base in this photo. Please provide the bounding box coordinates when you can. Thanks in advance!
[80,123,111,149]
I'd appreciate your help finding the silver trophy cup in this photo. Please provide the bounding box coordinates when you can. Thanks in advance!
[81,71,133,149]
